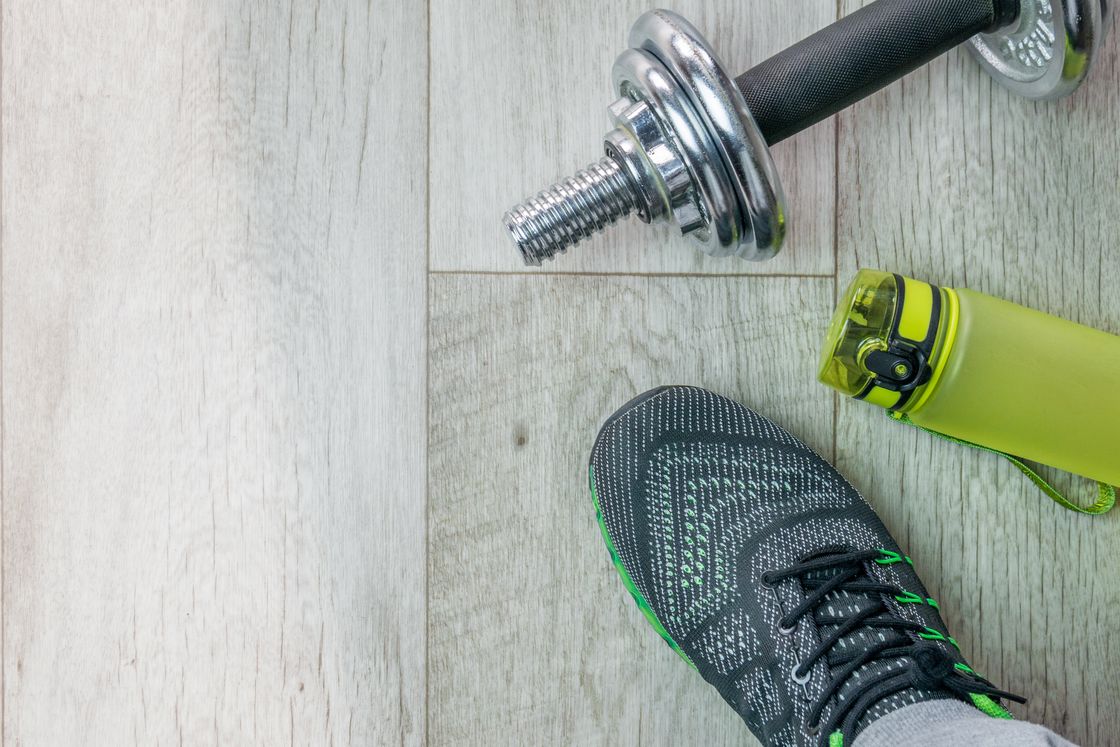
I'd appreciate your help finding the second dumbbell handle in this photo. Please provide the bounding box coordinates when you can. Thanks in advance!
[736,0,1020,145]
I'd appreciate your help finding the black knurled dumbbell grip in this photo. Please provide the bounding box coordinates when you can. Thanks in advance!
[736,0,1020,145]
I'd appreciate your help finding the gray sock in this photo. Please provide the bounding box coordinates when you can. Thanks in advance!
[855,699,1078,747]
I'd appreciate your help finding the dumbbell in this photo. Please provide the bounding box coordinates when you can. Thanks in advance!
[503,0,1111,266]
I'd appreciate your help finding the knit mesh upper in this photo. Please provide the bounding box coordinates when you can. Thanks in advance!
[589,387,968,746]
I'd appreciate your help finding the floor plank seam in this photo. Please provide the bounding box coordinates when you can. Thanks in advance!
[427,271,837,279]
[424,0,434,744]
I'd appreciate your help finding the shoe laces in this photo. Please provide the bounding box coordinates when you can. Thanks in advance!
[761,547,1025,746]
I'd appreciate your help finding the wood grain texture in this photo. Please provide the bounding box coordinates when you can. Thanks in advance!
[430,1,838,275]
[835,3,1120,744]
[428,274,833,746]
[5,0,1119,744]
[2,1,427,744]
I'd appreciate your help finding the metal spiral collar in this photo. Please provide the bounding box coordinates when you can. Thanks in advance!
[504,10,787,266]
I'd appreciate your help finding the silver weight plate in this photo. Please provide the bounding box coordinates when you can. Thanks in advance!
[628,10,787,261]
[968,0,1109,99]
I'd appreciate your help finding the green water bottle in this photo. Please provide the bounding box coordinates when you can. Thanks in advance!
[818,269,1120,489]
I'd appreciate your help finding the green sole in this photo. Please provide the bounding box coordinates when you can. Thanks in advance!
[589,465,696,670]
[589,460,1013,737]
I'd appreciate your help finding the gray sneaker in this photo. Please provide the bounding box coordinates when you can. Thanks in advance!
[588,386,1022,747]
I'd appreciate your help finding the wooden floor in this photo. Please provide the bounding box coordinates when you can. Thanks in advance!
[5,1,1119,744]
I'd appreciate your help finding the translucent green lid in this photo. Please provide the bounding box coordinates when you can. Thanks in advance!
[818,269,902,399]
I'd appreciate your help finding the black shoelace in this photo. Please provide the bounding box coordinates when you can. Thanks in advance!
[761,548,1025,746]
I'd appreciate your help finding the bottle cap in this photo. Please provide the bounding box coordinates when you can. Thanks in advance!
[818,269,949,411]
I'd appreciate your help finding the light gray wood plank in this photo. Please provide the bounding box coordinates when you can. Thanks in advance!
[835,4,1120,744]
[2,2,427,744]
[429,274,834,745]
[430,1,837,275]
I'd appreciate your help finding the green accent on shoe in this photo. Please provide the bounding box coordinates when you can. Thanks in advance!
[918,627,944,642]
[875,549,902,565]
[895,590,938,608]
[875,549,913,566]
[951,664,1014,720]
[590,466,697,670]
[954,665,1015,718]
[971,693,1015,720]
[916,627,961,651]
[829,730,845,747]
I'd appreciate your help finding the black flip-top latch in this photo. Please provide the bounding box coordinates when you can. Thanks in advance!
[865,344,933,393]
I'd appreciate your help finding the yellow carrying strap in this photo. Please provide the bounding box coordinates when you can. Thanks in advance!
[888,412,1116,516]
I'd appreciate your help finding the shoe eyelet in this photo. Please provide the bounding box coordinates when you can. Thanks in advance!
[805,724,820,738]
[791,664,811,686]
[778,620,797,636]
[760,570,776,586]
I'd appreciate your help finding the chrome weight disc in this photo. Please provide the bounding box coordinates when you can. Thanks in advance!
[968,0,1110,99]
[622,9,787,260]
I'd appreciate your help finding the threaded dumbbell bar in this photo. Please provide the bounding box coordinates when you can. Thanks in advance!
[503,0,1110,266]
